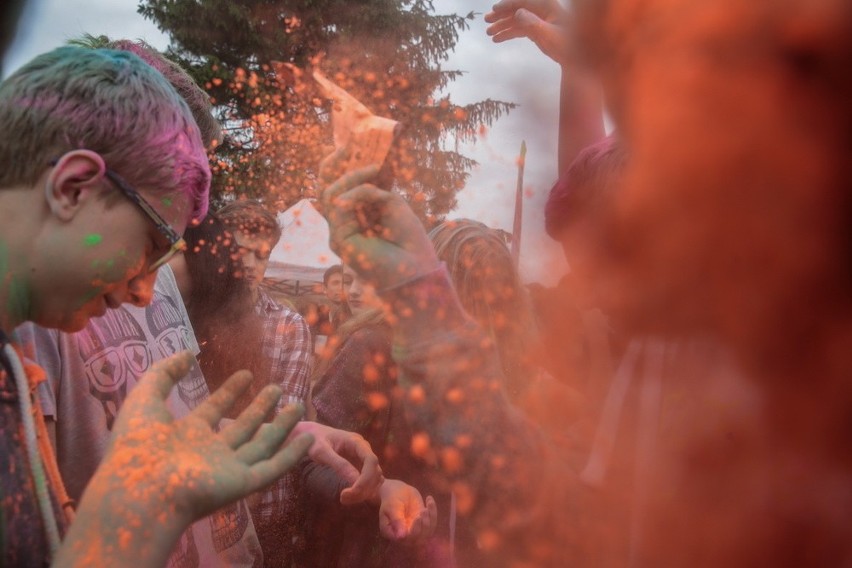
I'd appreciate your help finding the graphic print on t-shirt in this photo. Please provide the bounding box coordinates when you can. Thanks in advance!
[145,294,207,410]
[76,293,209,429]
[210,499,250,553]
[167,523,200,568]
[77,306,148,429]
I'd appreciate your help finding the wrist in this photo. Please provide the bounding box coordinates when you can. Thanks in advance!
[59,474,188,567]
[373,478,392,505]
[376,261,443,295]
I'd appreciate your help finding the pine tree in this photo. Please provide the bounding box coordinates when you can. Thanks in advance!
[139,0,514,222]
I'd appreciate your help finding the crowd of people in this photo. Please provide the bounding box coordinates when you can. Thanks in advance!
[1,0,850,566]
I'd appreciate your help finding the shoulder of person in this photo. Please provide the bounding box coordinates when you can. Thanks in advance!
[347,322,393,349]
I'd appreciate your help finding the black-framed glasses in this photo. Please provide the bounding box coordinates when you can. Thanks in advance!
[50,158,187,272]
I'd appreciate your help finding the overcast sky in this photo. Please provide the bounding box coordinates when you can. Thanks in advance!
[4,0,568,285]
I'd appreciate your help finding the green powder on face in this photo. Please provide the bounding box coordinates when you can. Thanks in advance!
[91,259,116,269]
[80,286,101,304]
[0,241,31,327]
[162,197,173,207]
[84,234,103,247]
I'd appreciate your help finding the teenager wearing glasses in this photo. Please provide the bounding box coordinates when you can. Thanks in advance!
[15,36,277,566]
[0,46,315,567]
[10,39,387,567]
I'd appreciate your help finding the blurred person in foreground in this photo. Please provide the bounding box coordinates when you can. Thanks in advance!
[572,0,852,564]
[488,6,754,566]
[316,0,852,564]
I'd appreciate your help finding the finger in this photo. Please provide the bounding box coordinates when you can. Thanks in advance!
[325,184,396,248]
[485,16,518,37]
[245,432,314,492]
[220,384,284,448]
[491,9,543,41]
[484,0,524,21]
[192,369,255,427]
[321,166,380,211]
[326,183,395,232]
[423,495,438,538]
[339,453,384,505]
[317,145,380,187]
[313,442,360,486]
[131,350,196,401]
[325,196,373,242]
[379,506,407,541]
[483,11,502,24]
[378,508,394,540]
[118,351,196,423]
[326,215,366,256]
[491,28,533,45]
[318,147,350,186]
[235,404,305,464]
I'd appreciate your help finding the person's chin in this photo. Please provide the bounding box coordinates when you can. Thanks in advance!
[60,300,108,332]
[54,312,92,333]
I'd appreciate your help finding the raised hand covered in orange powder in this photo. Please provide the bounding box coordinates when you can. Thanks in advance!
[318,151,440,291]
[55,351,314,568]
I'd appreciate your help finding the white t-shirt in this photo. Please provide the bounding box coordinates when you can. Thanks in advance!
[16,265,262,568]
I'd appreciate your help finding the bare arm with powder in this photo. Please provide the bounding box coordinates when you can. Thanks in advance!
[485,0,605,173]
[54,351,313,568]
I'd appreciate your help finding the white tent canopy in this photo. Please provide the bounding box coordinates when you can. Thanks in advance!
[266,198,340,286]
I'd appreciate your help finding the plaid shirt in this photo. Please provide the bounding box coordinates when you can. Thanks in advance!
[251,288,312,562]
[255,287,311,409]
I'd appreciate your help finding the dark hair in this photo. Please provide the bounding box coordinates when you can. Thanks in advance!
[544,135,626,239]
[428,219,539,399]
[323,264,344,286]
[183,214,268,414]
[217,200,282,244]
[183,214,246,311]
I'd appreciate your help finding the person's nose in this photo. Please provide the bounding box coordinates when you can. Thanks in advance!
[348,280,363,299]
[242,252,257,271]
[126,270,157,307]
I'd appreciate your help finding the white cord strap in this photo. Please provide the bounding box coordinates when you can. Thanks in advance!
[2,342,61,558]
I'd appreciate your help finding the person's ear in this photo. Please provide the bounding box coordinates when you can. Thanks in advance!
[44,150,107,220]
